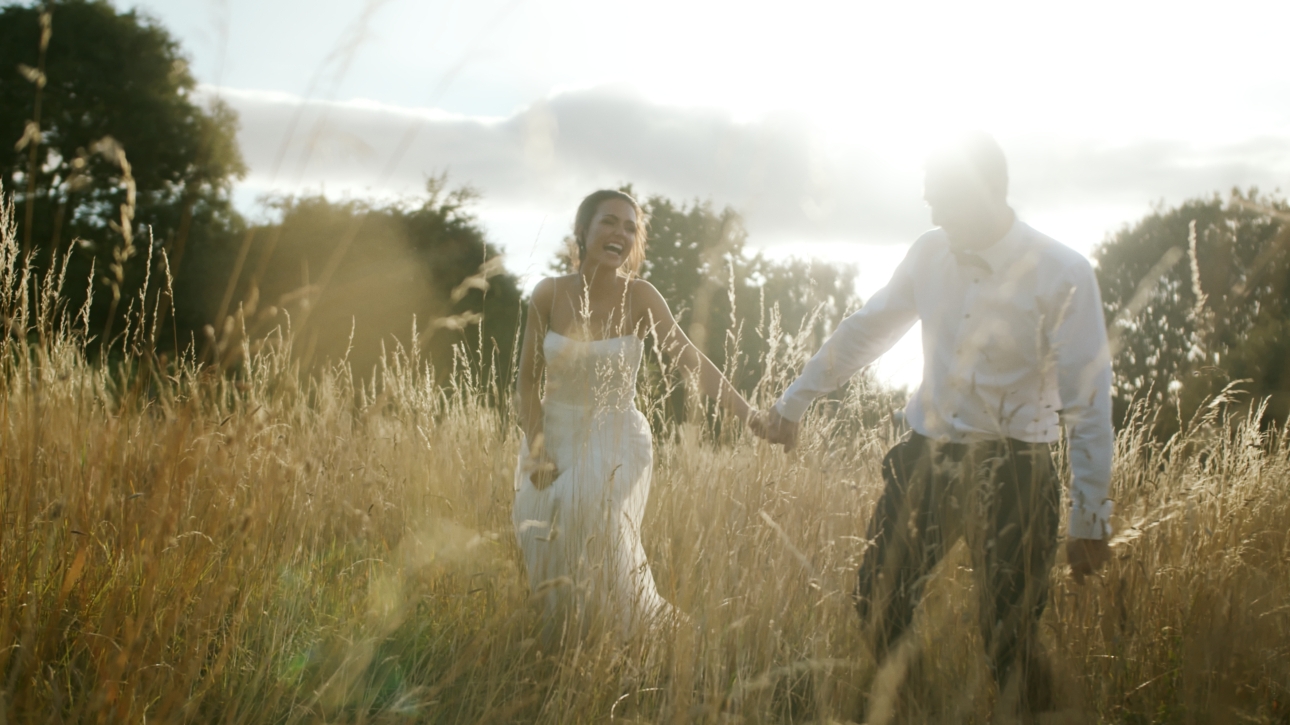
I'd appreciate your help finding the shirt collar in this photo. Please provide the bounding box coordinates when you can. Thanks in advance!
[953,217,1028,275]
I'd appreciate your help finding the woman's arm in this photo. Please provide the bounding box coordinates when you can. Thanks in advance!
[633,280,754,423]
[517,279,559,487]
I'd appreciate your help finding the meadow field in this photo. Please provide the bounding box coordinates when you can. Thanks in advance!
[2,197,1289,725]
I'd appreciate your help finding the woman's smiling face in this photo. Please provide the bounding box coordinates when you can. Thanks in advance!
[582,198,638,271]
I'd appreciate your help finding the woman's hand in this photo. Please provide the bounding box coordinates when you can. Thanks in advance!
[1066,537,1112,584]
[527,437,560,490]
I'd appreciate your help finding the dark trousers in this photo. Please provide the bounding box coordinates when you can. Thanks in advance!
[854,432,1060,701]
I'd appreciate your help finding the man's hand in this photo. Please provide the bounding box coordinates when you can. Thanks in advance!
[750,408,800,451]
[1067,537,1112,584]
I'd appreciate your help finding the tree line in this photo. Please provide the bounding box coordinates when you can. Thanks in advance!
[3,0,1287,433]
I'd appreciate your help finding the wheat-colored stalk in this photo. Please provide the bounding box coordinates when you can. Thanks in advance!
[1,183,1288,723]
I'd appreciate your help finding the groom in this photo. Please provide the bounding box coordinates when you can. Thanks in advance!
[753,132,1114,710]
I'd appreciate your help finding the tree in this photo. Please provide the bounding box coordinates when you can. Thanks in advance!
[0,0,244,350]
[1093,190,1290,432]
[640,195,861,388]
[211,182,522,386]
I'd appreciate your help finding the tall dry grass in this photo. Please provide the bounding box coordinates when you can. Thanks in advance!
[1,191,1289,725]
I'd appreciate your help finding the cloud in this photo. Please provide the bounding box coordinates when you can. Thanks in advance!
[1009,135,1290,208]
[206,85,926,243]
[205,84,1290,246]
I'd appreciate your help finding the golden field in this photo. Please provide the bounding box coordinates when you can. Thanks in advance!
[2,201,1289,724]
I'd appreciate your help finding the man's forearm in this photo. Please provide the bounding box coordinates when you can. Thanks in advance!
[776,306,916,420]
[1064,410,1114,539]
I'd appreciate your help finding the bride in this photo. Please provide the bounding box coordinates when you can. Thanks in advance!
[513,189,755,643]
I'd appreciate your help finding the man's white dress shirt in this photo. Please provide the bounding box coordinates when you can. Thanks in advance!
[774,219,1114,539]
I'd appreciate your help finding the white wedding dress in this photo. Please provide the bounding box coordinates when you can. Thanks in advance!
[513,330,670,641]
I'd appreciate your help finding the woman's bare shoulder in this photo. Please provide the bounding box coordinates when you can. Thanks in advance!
[627,279,673,327]
[629,276,670,307]
[627,277,664,302]
[529,277,565,322]
[531,275,576,303]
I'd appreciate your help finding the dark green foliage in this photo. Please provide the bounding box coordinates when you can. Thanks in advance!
[217,182,522,386]
[0,0,245,351]
[0,1,521,383]
[1094,190,1290,432]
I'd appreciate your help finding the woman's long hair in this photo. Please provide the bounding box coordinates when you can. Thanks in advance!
[572,190,648,278]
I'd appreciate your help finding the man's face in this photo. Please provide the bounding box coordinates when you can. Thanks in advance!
[923,167,1000,243]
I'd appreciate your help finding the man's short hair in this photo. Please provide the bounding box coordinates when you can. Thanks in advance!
[925,131,1009,201]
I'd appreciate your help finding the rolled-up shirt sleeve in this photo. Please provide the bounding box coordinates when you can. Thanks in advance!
[774,248,920,421]
[1050,260,1115,539]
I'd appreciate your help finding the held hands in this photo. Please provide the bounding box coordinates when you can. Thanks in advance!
[1066,537,1112,584]
[749,408,800,451]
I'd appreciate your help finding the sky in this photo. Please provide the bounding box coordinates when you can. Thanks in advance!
[129,0,1290,389]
